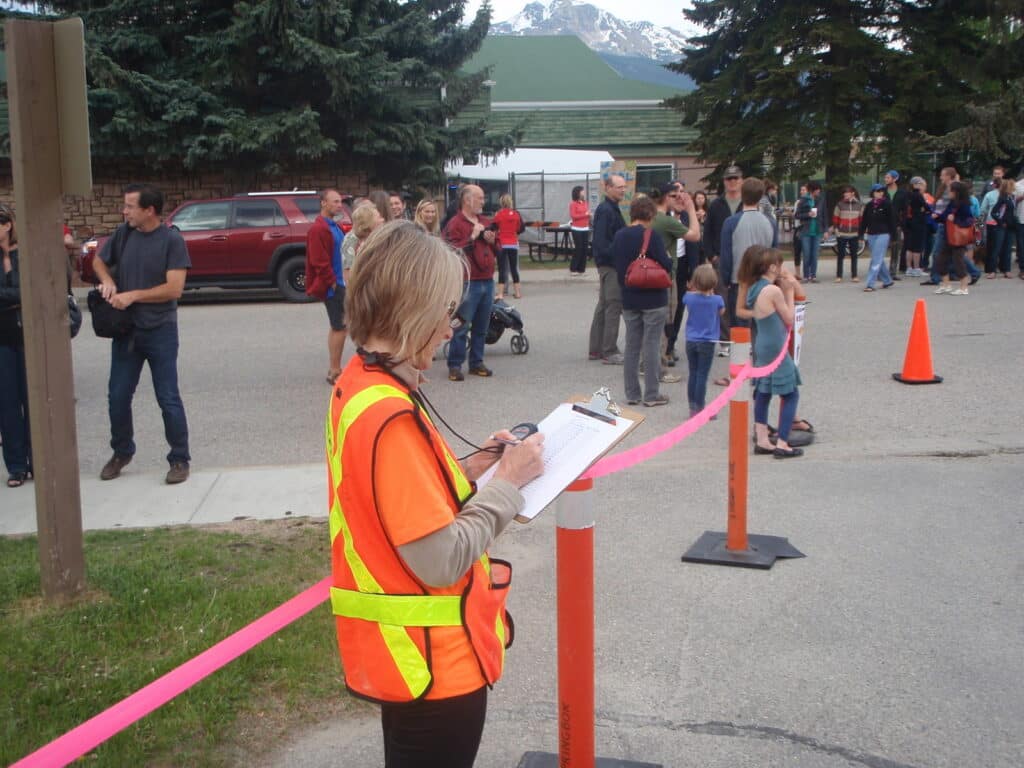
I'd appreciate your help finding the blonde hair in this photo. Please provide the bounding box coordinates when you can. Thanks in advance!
[346,221,466,362]
[352,204,380,239]
[1000,178,1016,196]
[499,194,513,209]
[414,198,440,234]
[691,263,718,292]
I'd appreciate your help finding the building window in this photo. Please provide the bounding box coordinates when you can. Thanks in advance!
[635,165,674,194]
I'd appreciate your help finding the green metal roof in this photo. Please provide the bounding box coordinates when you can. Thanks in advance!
[486,107,696,155]
[467,35,683,103]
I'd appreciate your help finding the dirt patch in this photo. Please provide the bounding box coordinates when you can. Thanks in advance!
[217,692,373,766]
[195,516,328,542]
[14,587,113,617]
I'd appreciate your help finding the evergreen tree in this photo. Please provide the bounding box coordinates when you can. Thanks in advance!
[23,0,515,185]
[667,0,997,188]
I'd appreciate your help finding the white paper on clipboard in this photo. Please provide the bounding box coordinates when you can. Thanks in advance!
[476,402,634,522]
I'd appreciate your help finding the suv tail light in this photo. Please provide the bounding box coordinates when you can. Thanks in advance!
[79,240,99,284]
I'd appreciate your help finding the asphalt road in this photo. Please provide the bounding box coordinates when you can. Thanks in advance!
[63,262,1024,767]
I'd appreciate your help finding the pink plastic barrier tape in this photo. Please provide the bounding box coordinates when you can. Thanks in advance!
[17,332,791,766]
[583,332,790,480]
[12,577,332,768]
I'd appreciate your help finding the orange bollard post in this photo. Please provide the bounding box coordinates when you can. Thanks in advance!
[519,478,662,768]
[681,327,805,569]
[726,327,751,552]
[556,477,594,768]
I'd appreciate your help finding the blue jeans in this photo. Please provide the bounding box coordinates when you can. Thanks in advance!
[685,340,715,412]
[623,306,667,403]
[754,388,800,443]
[447,279,493,370]
[109,323,190,465]
[799,234,820,279]
[928,225,946,283]
[0,343,31,474]
[865,234,892,288]
[985,226,1012,273]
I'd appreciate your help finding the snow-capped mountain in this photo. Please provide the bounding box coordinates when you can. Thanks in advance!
[491,0,688,62]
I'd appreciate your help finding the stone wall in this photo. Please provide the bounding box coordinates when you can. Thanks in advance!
[0,160,370,239]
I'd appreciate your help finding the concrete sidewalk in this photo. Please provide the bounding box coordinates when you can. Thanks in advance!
[0,464,325,537]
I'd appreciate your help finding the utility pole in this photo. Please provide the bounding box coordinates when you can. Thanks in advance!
[5,16,92,599]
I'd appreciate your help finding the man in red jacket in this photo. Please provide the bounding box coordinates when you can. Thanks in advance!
[305,189,347,384]
[443,184,498,381]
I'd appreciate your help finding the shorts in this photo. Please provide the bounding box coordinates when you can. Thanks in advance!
[324,285,346,331]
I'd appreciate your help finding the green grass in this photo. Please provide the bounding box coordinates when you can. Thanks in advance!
[0,520,362,767]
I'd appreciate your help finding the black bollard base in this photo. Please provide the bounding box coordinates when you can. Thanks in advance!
[681,531,804,570]
[518,752,661,768]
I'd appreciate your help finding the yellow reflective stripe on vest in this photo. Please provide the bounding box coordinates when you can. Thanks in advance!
[327,384,410,547]
[330,588,463,627]
[417,405,473,503]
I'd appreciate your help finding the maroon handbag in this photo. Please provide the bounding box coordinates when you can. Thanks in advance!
[624,228,672,289]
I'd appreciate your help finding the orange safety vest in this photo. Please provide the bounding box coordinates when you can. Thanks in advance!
[325,359,513,703]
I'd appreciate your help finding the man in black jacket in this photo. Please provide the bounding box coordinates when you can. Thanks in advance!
[884,170,908,278]
[702,164,743,382]
[588,174,628,364]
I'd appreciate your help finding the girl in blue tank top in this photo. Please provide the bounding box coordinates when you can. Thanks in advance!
[736,246,804,458]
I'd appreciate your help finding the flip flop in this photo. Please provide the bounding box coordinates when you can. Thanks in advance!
[863,287,875,292]
[791,419,814,433]
[713,376,730,387]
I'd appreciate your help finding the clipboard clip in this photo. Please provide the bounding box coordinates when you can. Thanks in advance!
[572,386,621,425]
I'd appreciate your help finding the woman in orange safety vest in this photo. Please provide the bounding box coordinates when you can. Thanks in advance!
[326,220,545,767]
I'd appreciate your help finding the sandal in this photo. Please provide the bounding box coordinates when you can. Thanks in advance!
[773,446,804,459]
[713,376,731,387]
[863,287,875,292]
[7,471,29,488]
[791,419,814,433]
[326,371,340,385]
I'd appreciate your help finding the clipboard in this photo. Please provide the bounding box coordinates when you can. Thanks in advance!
[476,388,645,523]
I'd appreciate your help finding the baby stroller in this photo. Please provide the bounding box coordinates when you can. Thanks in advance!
[440,298,529,359]
[487,298,529,354]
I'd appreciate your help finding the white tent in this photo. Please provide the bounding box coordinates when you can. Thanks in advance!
[446,148,614,181]
[447,148,613,224]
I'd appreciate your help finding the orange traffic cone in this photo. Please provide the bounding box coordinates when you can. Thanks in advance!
[892,299,943,384]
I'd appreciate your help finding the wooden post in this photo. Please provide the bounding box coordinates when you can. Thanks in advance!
[5,17,92,598]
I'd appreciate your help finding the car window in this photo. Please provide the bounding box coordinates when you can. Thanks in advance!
[172,202,231,232]
[293,198,321,222]
[233,200,287,228]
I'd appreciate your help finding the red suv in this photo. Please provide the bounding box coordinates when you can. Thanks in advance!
[79,191,352,302]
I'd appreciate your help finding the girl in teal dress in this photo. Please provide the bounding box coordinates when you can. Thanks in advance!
[737,247,804,458]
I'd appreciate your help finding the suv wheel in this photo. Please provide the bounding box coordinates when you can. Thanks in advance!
[276,254,314,303]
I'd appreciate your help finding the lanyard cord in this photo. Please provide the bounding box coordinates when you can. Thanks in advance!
[412,388,502,461]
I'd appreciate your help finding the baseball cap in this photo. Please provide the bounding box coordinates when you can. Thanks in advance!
[885,170,900,181]
[871,183,885,192]
[658,181,679,197]
[723,165,743,179]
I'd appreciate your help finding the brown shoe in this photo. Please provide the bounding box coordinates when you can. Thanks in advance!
[166,461,190,485]
[100,453,132,481]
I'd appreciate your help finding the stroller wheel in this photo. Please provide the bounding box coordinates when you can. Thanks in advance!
[510,334,529,355]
